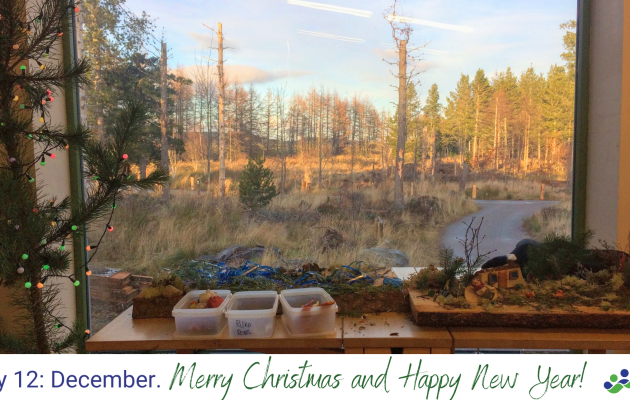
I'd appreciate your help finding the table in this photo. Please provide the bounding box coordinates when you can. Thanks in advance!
[86,308,630,354]
[450,327,630,353]
[86,308,452,354]
[342,313,453,354]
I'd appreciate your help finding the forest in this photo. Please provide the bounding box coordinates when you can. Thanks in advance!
[81,1,576,190]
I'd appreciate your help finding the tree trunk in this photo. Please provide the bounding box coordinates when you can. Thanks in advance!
[394,39,407,209]
[160,41,170,199]
[421,126,427,181]
[30,272,50,354]
[217,23,226,197]
[139,155,147,179]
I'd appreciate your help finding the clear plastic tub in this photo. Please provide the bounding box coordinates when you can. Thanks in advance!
[279,288,338,336]
[224,291,278,338]
[172,290,232,337]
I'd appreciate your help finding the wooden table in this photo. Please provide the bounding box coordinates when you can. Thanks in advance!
[87,308,343,354]
[342,313,453,354]
[86,308,452,354]
[450,327,630,353]
[87,308,630,354]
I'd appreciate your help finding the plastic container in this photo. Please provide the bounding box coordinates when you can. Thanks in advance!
[172,290,232,338]
[224,291,278,338]
[279,288,338,336]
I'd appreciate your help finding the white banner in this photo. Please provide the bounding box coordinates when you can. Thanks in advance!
[0,354,626,400]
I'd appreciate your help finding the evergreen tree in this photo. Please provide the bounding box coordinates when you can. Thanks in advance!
[560,20,577,77]
[470,69,492,161]
[0,0,168,353]
[238,155,277,210]
[443,74,473,166]
[422,83,442,177]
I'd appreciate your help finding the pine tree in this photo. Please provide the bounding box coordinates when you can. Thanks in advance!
[238,155,277,210]
[0,0,168,353]
[422,83,442,179]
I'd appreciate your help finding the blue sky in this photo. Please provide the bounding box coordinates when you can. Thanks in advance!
[126,0,577,110]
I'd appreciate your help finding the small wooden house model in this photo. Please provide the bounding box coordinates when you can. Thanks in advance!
[474,265,526,289]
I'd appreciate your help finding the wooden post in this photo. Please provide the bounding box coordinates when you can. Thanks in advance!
[540,184,545,200]
[190,176,195,191]
[376,217,384,243]
[472,184,477,199]
[217,22,226,198]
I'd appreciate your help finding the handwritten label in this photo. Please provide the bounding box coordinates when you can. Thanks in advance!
[235,320,252,336]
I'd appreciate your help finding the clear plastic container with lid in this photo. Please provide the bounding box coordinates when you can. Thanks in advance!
[172,290,232,338]
[224,291,278,338]
[279,288,338,336]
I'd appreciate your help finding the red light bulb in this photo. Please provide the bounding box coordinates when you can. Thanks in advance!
[122,154,128,160]
[50,153,56,159]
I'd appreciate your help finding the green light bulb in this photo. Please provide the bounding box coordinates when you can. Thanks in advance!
[21,254,28,260]
[43,264,50,270]
[60,245,65,251]
[40,239,47,245]
[74,280,80,287]
[25,282,32,289]
[71,225,78,231]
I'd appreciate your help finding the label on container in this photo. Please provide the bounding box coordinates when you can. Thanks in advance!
[235,320,252,336]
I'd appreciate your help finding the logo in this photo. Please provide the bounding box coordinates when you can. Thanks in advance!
[604,369,630,393]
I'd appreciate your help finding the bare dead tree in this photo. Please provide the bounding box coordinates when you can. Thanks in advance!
[457,216,496,282]
[383,0,426,209]
[203,22,229,197]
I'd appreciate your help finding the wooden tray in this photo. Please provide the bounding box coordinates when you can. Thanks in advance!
[409,290,630,329]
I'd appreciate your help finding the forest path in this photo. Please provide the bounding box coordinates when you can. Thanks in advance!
[393,200,558,280]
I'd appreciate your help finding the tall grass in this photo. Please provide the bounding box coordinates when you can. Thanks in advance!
[522,201,572,241]
[89,179,477,275]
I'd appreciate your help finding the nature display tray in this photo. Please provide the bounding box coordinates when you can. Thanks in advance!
[409,290,630,329]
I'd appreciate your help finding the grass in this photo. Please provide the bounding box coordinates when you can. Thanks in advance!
[522,201,572,241]
[90,176,477,275]
[92,155,570,276]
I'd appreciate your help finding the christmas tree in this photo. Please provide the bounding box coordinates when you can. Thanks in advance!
[0,0,168,353]
[238,155,277,210]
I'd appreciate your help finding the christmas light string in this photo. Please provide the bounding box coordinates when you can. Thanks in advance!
[29,151,131,288]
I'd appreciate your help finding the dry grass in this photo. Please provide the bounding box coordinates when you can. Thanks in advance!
[91,155,570,275]
[89,178,477,275]
[522,201,572,241]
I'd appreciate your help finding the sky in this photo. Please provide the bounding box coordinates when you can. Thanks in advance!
[124,0,577,111]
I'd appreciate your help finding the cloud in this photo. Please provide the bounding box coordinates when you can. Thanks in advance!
[179,64,310,84]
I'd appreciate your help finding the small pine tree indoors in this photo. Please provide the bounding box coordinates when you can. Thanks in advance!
[0,0,168,353]
[238,155,277,210]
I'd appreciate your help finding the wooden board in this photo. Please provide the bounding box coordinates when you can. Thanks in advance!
[87,307,342,352]
[410,290,630,329]
[343,313,452,350]
[450,327,630,350]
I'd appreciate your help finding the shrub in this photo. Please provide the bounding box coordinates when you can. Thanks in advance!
[238,155,278,210]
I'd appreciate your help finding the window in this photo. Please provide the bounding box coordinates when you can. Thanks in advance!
[79,0,579,334]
